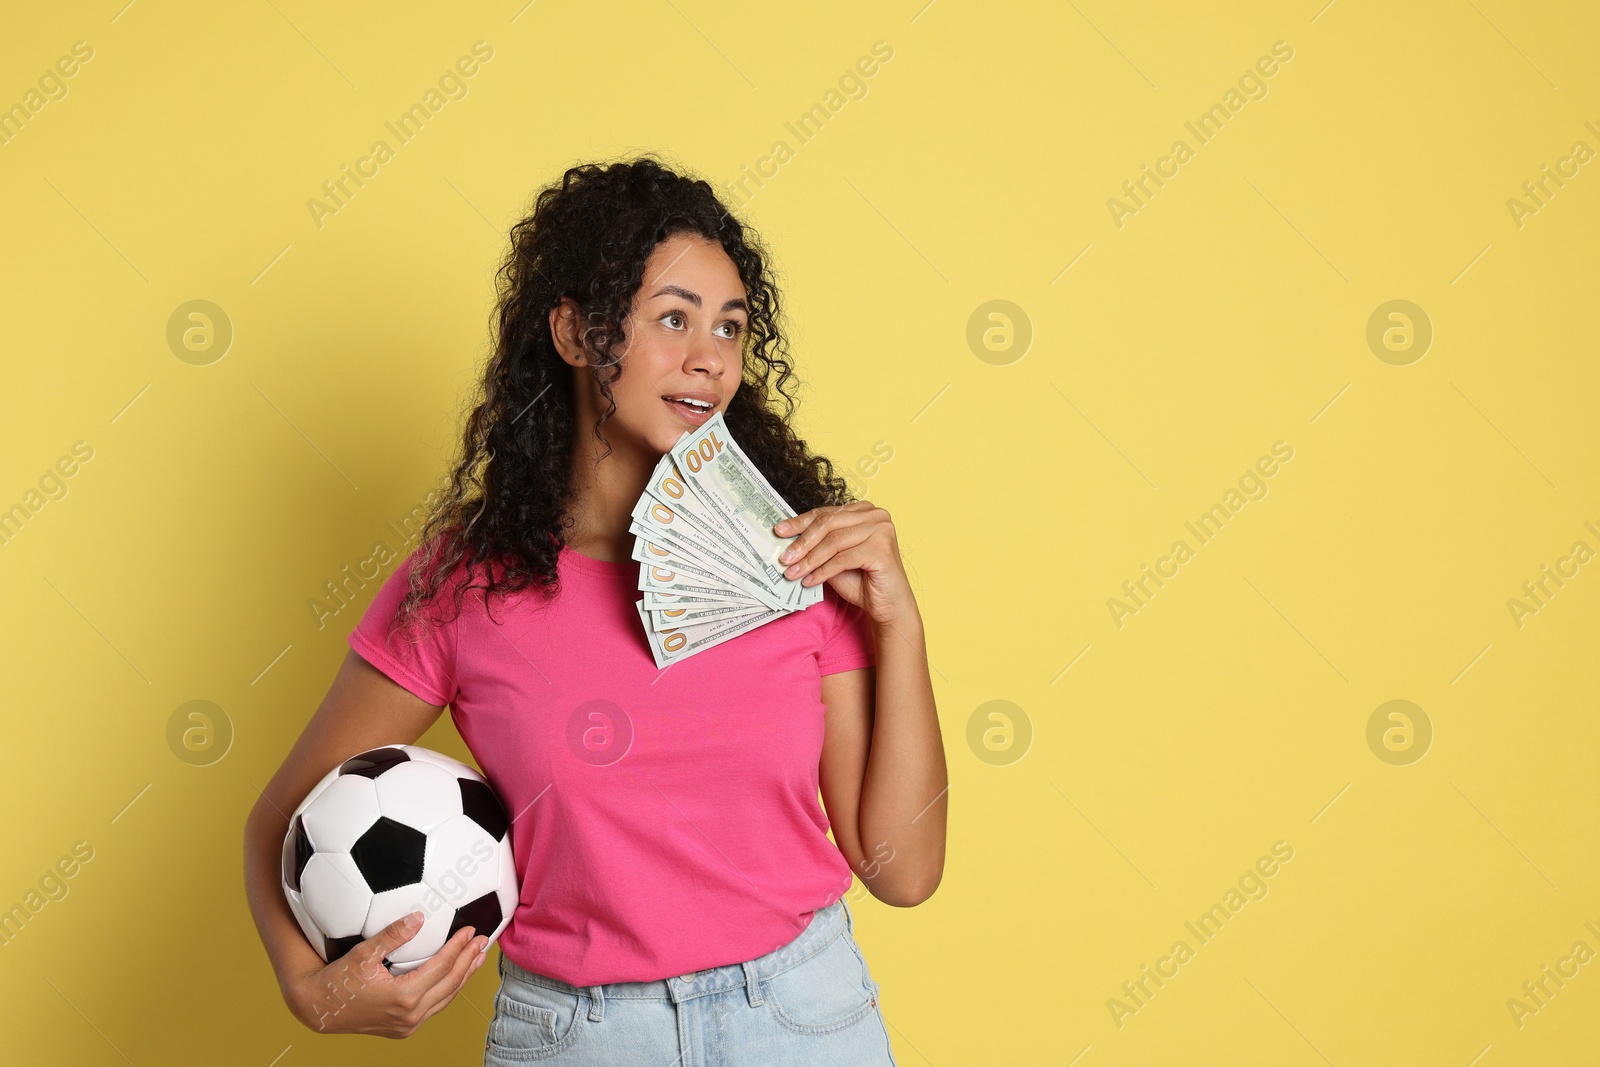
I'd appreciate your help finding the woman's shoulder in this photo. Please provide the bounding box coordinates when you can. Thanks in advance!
[383,542,539,626]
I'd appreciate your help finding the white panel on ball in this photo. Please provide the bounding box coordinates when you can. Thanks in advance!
[363,883,453,969]
[422,814,500,907]
[285,889,323,953]
[300,766,341,812]
[373,761,463,833]
[302,775,382,853]
[301,852,373,938]
[494,841,519,932]
[403,746,479,781]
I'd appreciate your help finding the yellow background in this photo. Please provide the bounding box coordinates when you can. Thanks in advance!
[2,0,1597,1063]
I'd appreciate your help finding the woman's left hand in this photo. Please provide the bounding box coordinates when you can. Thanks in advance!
[774,501,916,627]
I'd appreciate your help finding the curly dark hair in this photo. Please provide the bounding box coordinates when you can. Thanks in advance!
[388,154,854,641]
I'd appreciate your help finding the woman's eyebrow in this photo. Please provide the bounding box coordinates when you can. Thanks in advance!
[649,284,748,314]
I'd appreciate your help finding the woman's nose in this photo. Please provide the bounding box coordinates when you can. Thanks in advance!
[685,328,725,377]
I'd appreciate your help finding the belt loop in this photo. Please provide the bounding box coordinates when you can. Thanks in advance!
[587,984,605,1022]
[742,960,764,1007]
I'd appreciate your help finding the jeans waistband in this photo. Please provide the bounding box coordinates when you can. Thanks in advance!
[499,898,852,1010]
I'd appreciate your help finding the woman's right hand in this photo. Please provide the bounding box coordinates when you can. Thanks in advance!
[283,911,490,1038]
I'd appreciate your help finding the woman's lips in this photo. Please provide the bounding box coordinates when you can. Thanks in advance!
[664,397,715,425]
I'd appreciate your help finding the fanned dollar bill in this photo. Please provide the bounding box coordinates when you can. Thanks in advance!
[634,412,824,668]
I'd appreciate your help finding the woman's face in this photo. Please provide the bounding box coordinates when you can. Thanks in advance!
[553,232,748,458]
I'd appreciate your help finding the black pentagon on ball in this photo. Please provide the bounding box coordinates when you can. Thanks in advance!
[283,814,314,893]
[459,778,510,841]
[339,745,411,779]
[350,816,427,893]
[449,891,502,940]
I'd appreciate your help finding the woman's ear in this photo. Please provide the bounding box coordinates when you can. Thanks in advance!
[549,298,588,368]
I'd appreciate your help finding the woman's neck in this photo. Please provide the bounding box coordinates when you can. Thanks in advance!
[562,436,654,563]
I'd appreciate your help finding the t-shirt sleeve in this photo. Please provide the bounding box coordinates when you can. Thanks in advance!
[346,548,460,707]
[817,586,878,676]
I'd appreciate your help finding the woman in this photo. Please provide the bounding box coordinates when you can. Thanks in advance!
[243,156,947,1065]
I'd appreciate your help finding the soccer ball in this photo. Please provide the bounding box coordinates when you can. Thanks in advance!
[281,744,517,975]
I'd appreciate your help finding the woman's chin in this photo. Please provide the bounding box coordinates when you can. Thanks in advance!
[653,418,693,450]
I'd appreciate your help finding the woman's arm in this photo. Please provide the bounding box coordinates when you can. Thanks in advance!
[782,503,948,907]
[820,612,947,906]
[243,648,489,1037]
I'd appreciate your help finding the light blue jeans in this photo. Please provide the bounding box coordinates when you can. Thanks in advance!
[483,899,898,1065]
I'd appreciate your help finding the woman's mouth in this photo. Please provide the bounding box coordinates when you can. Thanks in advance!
[662,394,717,425]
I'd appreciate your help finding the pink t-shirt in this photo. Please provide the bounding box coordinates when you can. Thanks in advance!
[346,541,877,986]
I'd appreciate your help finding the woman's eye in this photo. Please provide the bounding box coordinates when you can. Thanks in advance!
[659,313,744,338]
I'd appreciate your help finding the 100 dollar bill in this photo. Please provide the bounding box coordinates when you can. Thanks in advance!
[668,412,822,612]
[631,535,788,610]
[630,492,780,606]
[643,452,768,576]
[635,597,786,669]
